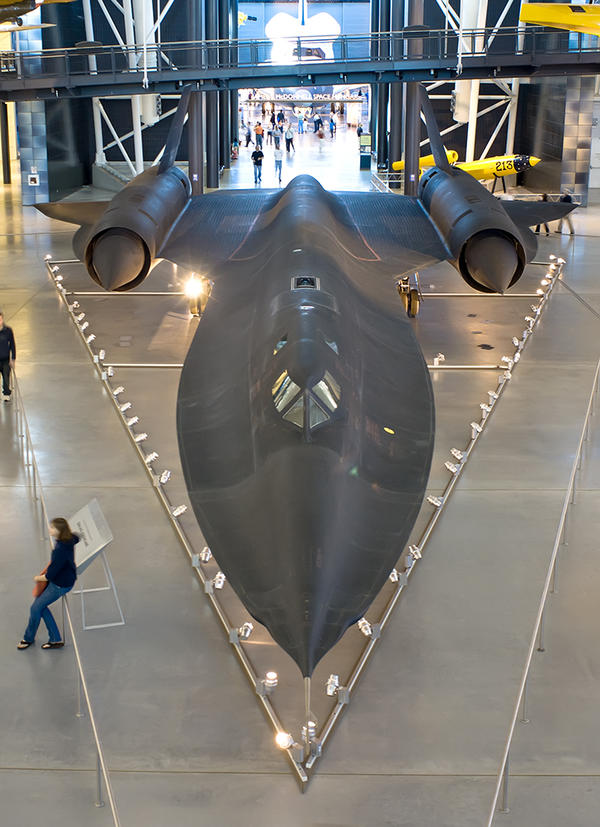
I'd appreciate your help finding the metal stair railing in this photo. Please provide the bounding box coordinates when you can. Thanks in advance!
[11,372,121,826]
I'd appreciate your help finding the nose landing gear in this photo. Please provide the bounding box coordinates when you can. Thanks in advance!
[396,272,422,318]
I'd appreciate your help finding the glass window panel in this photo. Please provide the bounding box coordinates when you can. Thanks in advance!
[282,396,304,428]
[313,379,338,411]
[324,370,341,401]
[272,370,287,397]
[273,335,287,355]
[326,340,339,355]
[309,395,329,429]
[274,376,301,412]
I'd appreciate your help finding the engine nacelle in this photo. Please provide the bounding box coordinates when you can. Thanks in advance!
[419,165,526,293]
[85,166,191,291]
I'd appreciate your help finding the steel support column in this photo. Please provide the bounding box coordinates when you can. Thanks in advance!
[369,0,380,153]
[404,0,423,195]
[229,0,239,145]
[188,0,203,194]
[377,0,390,168]
[0,102,10,184]
[388,0,403,187]
[205,0,219,188]
[218,0,230,168]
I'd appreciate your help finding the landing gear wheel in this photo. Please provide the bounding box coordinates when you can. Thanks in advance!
[407,288,420,318]
[399,291,409,314]
[16,17,23,26]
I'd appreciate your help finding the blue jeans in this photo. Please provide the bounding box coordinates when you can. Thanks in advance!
[24,582,71,643]
[254,165,261,183]
[275,160,282,181]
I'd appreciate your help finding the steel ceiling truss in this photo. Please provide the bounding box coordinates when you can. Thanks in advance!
[81,0,179,177]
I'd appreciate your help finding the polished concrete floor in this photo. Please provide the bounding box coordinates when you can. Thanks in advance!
[1,131,600,826]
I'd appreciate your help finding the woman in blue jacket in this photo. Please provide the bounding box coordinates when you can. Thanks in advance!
[18,517,79,650]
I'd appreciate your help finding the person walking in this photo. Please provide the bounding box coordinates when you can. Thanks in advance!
[274,140,283,183]
[556,191,575,235]
[254,122,264,149]
[313,113,319,133]
[18,517,79,650]
[0,310,15,402]
[285,124,295,152]
[329,116,335,139]
[251,147,264,183]
[534,193,550,237]
[244,124,253,147]
[298,114,304,134]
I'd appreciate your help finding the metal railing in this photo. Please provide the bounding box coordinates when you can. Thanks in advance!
[11,372,120,825]
[0,26,596,84]
[487,354,600,822]
[44,253,567,782]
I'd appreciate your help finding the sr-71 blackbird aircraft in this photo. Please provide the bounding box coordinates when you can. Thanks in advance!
[39,86,574,680]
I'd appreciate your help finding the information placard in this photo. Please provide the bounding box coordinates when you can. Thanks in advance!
[69,498,113,574]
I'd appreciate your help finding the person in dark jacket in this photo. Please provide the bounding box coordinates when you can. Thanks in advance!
[18,517,79,650]
[0,310,16,402]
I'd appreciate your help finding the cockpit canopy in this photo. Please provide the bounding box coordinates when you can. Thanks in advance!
[272,369,341,432]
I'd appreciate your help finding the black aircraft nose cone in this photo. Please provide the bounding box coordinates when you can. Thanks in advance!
[464,233,518,294]
[91,229,146,291]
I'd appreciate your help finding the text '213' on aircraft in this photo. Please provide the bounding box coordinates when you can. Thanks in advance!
[38,86,575,679]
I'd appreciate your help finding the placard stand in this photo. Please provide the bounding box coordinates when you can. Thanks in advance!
[68,498,125,630]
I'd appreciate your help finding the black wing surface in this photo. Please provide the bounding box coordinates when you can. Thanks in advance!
[501,199,576,229]
[160,187,450,277]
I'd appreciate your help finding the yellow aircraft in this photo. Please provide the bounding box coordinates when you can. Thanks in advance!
[520,3,600,36]
[0,0,74,32]
[392,153,540,192]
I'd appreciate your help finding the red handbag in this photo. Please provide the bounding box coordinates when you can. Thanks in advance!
[32,564,49,598]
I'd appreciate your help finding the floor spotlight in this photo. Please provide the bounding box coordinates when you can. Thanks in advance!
[536,288,544,296]
[513,352,520,363]
[80,321,89,332]
[171,504,187,517]
[326,674,340,696]
[511,337,519,347]
[408,544,422,560]
[389,568,399,582]
[445,461,458,473]
[44,253,52,261]
[144,451,159,464]
[50,264,59,273]
[433,352,445,367]
[264,670,278,689]
[126,416,139,427]
[213,570,225,589]
[548,254,556,261]
[358,618,372,637]
[275,731,294,749]
[470,422,482,438]
[199,546,212,563]
[76,313,85,322]
[134,432,148,443]
[98,349,106,360]
[112,386,125,396]
[238,621,254,640]
[427,495,443,506]
[557,257,565,265]
[503,370,512,380]
[450,448,463,461]
[107,366,114,377]
[540,279,549,287]
[480,403,491,415]
[86,334,95,344]
[159,470,171,484]
[119,402,132,412]
[54,274,63,282]
[68,301,80,310]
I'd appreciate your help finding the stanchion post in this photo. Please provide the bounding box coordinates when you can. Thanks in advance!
[520,677,530,724]
[500,755,510,813]
[550,552,559,594]
[537,609,546,653]
[76,669,85,718]
[95,751,105,808]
